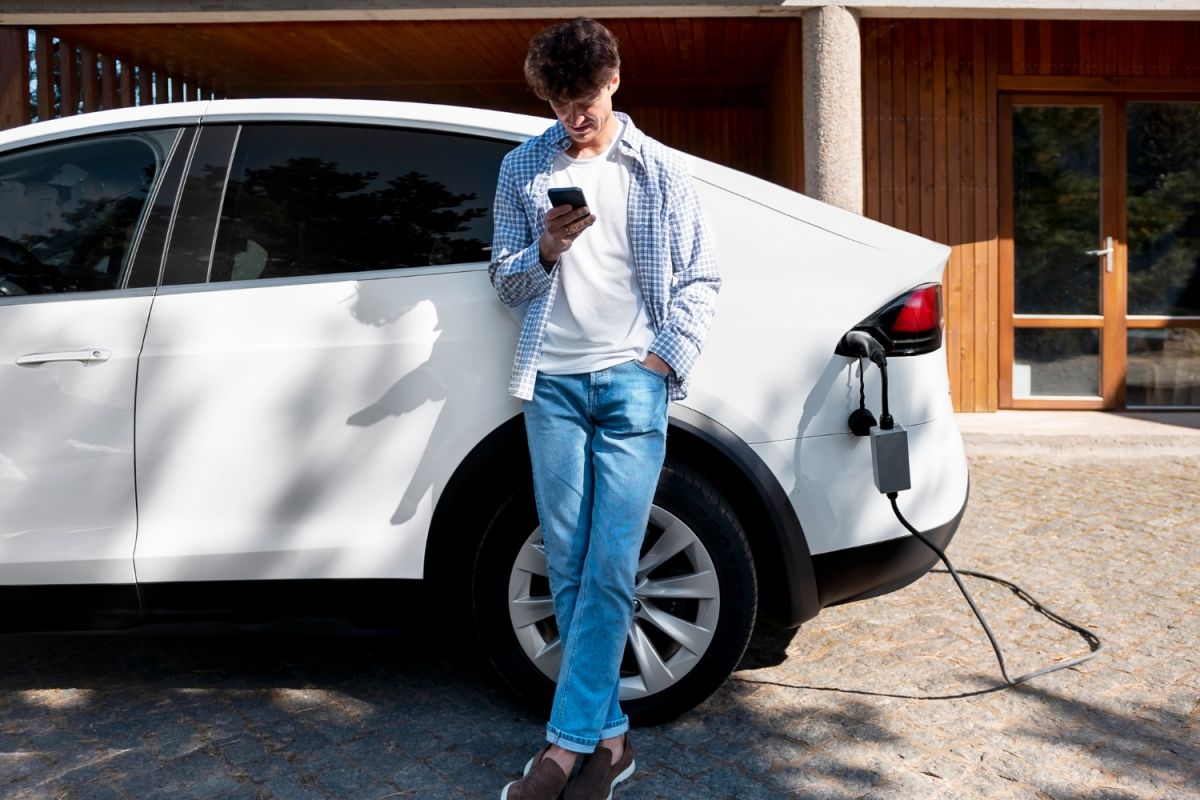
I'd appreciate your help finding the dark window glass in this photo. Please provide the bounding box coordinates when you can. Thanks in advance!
[126,127,195,289]
[0,128,178,296]
[1012,106,1103,316]
[1126,102,1200,317]
[162,124,238,286]
[210,124,511,282]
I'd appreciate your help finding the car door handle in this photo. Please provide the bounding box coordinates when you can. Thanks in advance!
[16,348,112,366]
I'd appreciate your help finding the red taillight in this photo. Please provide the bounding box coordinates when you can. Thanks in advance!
[834,283,944,358]
[891,285,941,333]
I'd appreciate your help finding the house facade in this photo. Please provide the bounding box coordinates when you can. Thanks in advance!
[2,1,1198,411]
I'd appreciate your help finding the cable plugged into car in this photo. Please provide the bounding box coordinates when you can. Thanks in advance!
[836,305,1103,687]
[838,329,911,495]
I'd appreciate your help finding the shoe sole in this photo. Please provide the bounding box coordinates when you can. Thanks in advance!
[604,757,635,800]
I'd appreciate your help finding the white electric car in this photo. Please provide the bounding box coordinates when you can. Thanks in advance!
[0,99,968,722]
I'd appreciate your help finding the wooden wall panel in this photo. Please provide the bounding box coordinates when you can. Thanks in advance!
[862,18,1200,411]
[768,19,803,192]
[1007,20,1200,77]
[628,106,770,179]
[0,26,203,127]
[863,19,999,411]
[28,18,783,179]
[0,27,31,130]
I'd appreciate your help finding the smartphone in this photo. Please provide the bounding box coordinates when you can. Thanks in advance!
[548,186,588,211]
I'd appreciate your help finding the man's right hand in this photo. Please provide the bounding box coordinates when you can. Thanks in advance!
[540,203,596,265]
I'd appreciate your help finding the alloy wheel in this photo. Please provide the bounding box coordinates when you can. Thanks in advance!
[506,505,721,700]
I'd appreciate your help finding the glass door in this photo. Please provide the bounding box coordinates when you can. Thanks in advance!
[1001,96,1120,408]
[1124,101,1200,407]
[1001,95,1200,409]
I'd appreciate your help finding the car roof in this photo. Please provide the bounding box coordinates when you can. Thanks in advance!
[0,97,550,152]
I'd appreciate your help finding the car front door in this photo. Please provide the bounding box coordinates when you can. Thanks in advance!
[0,126,187,585]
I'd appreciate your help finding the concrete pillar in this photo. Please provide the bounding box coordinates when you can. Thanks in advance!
[802,5,863,214]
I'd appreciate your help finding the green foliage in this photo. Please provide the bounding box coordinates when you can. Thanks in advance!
[1012,106,1102,315]
[1126,102,1200,316]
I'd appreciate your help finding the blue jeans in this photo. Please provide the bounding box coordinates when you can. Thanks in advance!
[523,359,669,754]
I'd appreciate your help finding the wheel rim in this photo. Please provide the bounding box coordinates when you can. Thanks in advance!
[506,505,721,701]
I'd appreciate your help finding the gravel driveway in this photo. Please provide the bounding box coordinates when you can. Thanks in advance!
[1,413,1196,799]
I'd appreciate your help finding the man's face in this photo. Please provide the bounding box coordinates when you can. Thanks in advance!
[549,72,620,148]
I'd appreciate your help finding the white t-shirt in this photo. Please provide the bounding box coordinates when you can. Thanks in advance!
[539,126,656,375]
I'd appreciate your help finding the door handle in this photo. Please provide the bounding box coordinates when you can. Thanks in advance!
[16,348,112,366]
[1085,236,1114,273]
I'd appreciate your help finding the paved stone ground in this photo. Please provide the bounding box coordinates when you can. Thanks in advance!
[1,419,1197,799]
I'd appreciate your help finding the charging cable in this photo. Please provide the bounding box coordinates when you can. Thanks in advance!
[888,492,1103,685]
[839,330,1104,686]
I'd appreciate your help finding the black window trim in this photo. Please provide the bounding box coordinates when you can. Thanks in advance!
[156,124,239,288]
[204,124,243,285]
[119,126,185,291]
[150,125,202,290]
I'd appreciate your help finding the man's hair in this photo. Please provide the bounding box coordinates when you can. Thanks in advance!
[524,18,621,103]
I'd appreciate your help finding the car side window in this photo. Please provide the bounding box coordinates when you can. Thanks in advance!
[0,128,181,297]
[209,124,513,283]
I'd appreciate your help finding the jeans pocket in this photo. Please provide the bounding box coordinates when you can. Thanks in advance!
[632,360,669,380]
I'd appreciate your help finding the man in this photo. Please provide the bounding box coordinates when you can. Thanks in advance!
[489,17,719,800]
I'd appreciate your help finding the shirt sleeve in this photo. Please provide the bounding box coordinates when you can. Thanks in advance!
[649,161,721,383]
[488,153,556,308]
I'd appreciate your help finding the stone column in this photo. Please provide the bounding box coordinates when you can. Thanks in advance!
[801,5,863,214]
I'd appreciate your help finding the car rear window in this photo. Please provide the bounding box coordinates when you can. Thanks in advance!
[208,123,513,282]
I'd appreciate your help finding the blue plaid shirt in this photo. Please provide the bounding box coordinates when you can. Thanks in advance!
[489,113,720,401]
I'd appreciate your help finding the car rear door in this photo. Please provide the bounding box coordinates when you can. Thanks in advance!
[132,120,519,584]
[0,126,189,585]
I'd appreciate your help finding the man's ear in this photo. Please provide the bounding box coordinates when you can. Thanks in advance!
[609,71,620,97]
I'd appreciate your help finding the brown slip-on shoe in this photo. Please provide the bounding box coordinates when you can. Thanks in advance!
[564,736,635,800]
[500,745,569,800]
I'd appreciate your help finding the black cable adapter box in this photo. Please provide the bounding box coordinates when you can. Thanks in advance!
[870,424,911,494]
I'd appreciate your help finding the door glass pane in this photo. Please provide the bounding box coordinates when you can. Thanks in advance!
[1012,106,1102,315]
[209,124,512,283]
[0,128,178,295]
[1013,328,1101,398]
[1127,328,1200,407]
[1126,102,1200,316]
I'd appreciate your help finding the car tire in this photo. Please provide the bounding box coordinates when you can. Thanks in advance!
[472,457,758,725]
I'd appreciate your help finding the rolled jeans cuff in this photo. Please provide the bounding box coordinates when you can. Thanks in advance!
[545,724,598,755]
[599,716,630,741]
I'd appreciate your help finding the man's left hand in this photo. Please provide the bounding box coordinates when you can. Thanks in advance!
[640,353,671,376]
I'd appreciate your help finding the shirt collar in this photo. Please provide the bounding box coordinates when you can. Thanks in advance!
[544,111,645,169]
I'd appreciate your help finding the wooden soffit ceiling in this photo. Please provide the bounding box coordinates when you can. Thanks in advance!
[43,18,793,112]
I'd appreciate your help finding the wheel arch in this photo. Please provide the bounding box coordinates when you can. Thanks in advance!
[666,406,819,628]
[424,408,821,629]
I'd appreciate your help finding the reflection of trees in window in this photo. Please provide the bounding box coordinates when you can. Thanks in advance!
[1,161,154,295]
[1127,103,1200,317]
[1013,107,1102,315]
[213,155,488,282]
